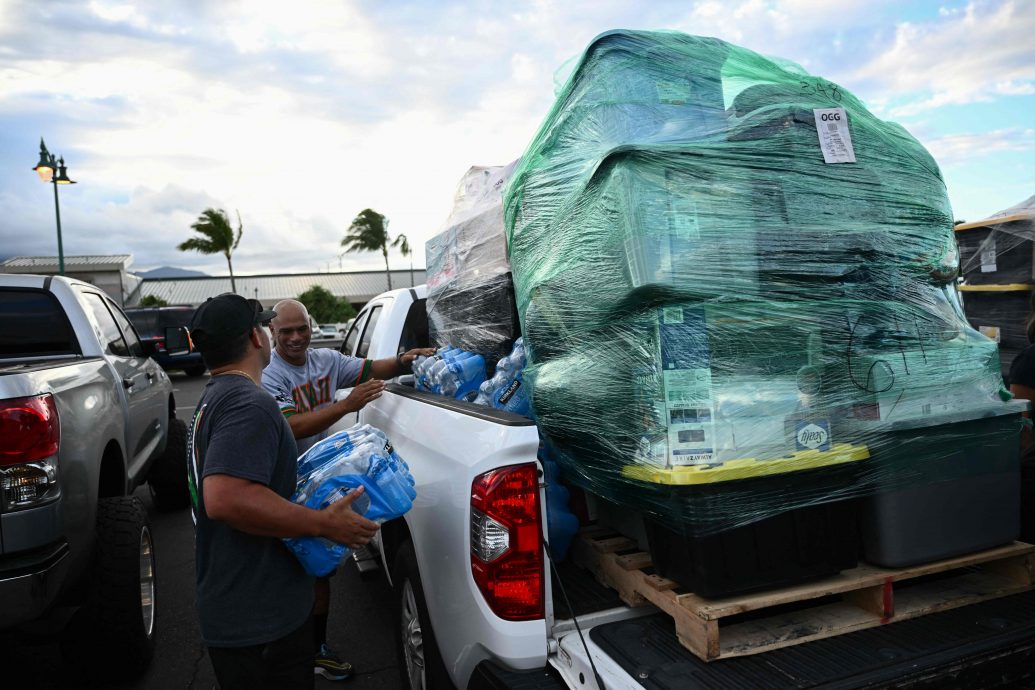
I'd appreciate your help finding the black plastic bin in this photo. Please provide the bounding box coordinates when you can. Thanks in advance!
[626,446,868,598]
[859,404,1025,568]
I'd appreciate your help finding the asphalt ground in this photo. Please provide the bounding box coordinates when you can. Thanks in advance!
[3,368,405,690]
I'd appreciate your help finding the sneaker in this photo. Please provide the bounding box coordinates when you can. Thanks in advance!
[314,644,354,681]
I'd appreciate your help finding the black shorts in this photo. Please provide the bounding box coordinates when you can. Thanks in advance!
[208,616,313,690]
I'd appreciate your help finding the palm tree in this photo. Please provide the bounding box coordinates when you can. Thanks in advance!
[178,208,244,293]
[392,233,414,286]
[342,208,393,290]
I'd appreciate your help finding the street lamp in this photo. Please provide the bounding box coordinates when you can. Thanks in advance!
[32,138,76,275]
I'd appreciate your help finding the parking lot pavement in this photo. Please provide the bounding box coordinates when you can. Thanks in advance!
[1,371,404,690]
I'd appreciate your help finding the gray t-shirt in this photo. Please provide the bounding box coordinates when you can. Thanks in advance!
[186,375,314,647]
[261,348,369,453]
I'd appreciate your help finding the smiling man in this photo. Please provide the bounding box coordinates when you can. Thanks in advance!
[261,298,432,681]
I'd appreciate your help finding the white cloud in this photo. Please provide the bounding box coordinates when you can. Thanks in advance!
[922,127,1035,164]
[854,1,1035,116]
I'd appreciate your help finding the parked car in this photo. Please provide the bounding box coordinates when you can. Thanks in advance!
[125,305,207,376]
[0,274,189,681]
[317,324,338,339]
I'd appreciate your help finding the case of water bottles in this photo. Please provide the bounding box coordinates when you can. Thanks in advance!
[498,29,1024,593]
[284,424,417,577]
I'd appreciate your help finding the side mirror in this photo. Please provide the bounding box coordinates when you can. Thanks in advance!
[164,326,191,356]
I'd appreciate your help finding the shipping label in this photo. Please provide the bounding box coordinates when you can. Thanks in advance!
[813,108,856,164]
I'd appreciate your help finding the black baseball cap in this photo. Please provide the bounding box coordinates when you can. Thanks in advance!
[188,293,276,352]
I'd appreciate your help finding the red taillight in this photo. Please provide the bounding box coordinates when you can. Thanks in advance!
[470,463,544,621]
[0,394,60,466]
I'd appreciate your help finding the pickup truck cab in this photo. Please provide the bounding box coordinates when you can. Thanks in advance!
[334,285,1035,690]
[0,274,189,680]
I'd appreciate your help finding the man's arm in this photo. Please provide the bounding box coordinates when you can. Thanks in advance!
[368,347,436,380]
[284,378,384,439]
[204,474,379,547]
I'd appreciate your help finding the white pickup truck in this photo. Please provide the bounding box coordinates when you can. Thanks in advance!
[334,285,1035,690]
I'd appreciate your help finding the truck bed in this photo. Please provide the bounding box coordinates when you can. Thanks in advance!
[550,559,1035,689]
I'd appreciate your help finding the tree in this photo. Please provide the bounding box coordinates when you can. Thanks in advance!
[342,208,394,291]
[178,208,244,293]
[139,295,169,307]
[393,233,414,287]
[298,285,356,324]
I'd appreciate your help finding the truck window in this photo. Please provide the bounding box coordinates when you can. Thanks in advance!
[0,289,78,357]
[81,292,131,357]
[356,305,382,359]
[342,313,367,356]
[398,297,429,354]
[107,300,146,358]
[126,310,159,339]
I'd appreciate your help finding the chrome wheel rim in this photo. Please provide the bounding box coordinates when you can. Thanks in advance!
[400,578,425,690]
[139,525,156,637]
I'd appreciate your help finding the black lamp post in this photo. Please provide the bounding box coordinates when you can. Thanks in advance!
[32,138,76,275]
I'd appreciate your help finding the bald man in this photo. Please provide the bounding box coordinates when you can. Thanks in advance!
[261,299,432,680]
[262,299,432,454]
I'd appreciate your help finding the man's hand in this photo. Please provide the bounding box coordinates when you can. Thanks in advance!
[400,347,436,366]
[320,486,380,548]
[341,378,384,413]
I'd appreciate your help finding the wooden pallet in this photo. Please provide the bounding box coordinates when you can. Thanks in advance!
[572,528,1035,662]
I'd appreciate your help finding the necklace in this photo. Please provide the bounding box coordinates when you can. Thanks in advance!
[213,369,256,385]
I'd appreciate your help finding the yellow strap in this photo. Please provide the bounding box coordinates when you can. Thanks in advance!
[621,443,869,485]
[958,284,1034,292]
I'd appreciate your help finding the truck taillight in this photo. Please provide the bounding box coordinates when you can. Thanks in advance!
[470,463,544,621]
[0,394,60,510]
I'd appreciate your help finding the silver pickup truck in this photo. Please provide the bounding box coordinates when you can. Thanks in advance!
[334,285,1035,690]
[0,274,188,680]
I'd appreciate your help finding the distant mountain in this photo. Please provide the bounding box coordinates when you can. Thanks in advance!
[135,266,209,279]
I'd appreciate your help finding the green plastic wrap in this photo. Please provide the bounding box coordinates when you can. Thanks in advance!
[503,30,1022,542]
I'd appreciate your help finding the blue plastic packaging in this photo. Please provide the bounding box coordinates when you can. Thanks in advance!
[284,425,416,577]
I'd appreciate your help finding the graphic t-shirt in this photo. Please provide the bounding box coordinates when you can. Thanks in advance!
[261,348,370,453]
[186,375,313,646]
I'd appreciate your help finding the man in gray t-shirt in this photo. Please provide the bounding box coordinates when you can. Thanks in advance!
[186,294,379,690]
[260,298,432,680]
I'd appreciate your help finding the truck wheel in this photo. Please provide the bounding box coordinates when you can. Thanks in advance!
[63,496,157,680]
[184,364,207,377]
[148,417,189,511]
[394,541,454,690]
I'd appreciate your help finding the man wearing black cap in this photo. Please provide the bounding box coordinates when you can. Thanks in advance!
[185,293,379,690]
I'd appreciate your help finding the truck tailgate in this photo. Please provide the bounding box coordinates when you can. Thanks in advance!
[578,589,1035,689]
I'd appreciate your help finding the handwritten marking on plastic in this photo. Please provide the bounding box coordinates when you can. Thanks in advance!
[800,79,843,102]
[813,108,856,164]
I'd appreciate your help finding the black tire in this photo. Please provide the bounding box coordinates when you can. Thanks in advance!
[394,541,454,690]
[63,496,157,681]
[148,417,189,511]
[184,364,207,377]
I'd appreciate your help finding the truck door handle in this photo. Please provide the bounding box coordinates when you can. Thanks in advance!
[123,377,134,390]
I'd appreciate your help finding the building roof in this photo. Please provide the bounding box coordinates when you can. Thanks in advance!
[2,254,134,272]
[137,269,427,307]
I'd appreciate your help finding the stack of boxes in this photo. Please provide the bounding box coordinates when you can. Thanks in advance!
[503,30,1024,596]
[425,162,521,366]
[956,204,1035,379]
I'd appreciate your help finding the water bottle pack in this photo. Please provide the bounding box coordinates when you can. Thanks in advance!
[284,424,417,577]
[413,346,487,402]
[473,338,532,417]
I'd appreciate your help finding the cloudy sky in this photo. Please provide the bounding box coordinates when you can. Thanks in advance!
[1,0,1032,276]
